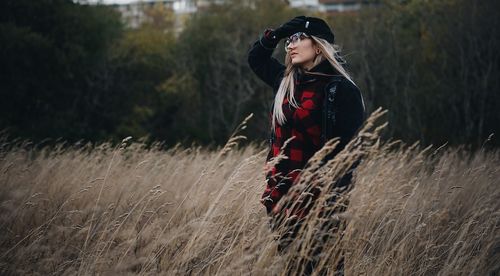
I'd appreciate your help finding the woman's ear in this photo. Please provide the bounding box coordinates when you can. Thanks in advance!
[315,46,321,55]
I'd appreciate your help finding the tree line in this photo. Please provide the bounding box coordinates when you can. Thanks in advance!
[1,0,498,149]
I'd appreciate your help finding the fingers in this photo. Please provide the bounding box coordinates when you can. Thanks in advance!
[274,16,308,39]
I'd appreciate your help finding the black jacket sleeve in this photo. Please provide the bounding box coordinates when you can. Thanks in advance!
[328,79,366,158]
[247,29,286,91]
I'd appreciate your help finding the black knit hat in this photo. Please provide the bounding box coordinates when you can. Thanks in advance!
[302,16,335,44]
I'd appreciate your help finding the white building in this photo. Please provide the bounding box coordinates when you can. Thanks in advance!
[318,0,370,13]
[288,0,320,10]
[290,0,374,14]
[111,0,197,28]
[103,0,376,30]
[172,0,197,14]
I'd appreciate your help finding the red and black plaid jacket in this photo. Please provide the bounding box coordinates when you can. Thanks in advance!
[263,67,338,215]
[248,29,365,216]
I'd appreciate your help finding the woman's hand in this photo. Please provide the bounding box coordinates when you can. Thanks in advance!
[273,16,307,40]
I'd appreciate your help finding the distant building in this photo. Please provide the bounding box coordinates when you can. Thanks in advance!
[109,0,198,28]
[290,0,379,14]
[172,0,197,14]
[288,0,320,10]
[319,0,362,13]
[107,0,378,30]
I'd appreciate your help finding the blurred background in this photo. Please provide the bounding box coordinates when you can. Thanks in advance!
[1,0,499,149]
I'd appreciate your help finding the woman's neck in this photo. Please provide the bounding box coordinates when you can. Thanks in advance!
[301,55,325,72]
[301,60,316,71]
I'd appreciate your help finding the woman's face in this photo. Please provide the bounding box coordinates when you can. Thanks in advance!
[286,34,319,70]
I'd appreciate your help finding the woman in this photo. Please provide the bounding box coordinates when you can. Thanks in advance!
[247,16,366,218]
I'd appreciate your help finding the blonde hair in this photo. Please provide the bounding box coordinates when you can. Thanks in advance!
[271,36,356,132]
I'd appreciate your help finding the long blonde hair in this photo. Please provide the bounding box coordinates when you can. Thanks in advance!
[271,36,356,132]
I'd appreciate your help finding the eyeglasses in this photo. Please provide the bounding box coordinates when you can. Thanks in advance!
[284,32,310,52]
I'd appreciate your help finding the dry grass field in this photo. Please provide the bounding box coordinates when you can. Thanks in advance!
[0,110,498,275]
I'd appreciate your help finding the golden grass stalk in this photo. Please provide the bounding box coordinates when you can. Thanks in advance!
[0,109,498,275]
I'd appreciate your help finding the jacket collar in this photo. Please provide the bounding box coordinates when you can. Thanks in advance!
[294,59,340,85]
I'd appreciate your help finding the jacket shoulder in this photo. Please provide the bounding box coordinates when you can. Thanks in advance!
[339,77,366,114]
[323,75,355,96]
[339,77,360,93]
[330,76,362,99]
[324,75,344,87]
[325,76,365,111]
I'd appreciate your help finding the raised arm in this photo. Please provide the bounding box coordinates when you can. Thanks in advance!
[248,16,308,90]
[247,29,285,90]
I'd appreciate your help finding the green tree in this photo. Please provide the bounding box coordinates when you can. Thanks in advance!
[0,0,123,142]
[330,0,500,147]
[168,0,300,145]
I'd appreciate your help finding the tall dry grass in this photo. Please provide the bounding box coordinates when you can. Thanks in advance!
[0,110,498,275]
